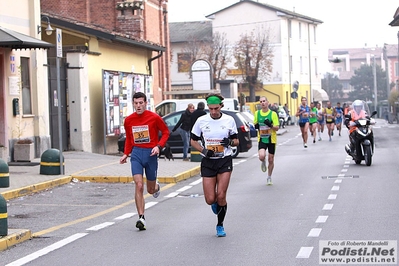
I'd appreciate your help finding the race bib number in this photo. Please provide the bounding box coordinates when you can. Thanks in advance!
[259,124,271,138]
[132,125,150,144]
[302,112,309,118]
[206,143,224,158]
[336,113,341,118]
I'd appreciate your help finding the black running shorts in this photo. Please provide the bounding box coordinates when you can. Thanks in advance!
[201,156,233,177]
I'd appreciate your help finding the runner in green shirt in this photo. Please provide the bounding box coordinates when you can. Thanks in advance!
[309,102,318,144]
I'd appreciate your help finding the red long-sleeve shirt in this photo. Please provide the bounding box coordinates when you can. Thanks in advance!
[123,110,170,155]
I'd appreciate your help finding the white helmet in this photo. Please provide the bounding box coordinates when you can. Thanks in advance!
[353,100,363,107]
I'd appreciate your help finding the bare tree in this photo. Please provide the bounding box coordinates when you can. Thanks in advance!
[181,32,230,88]
[234,29,274,102]
[202,32,230,88]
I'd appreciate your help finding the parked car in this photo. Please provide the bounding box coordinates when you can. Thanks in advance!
[163,109,252,158]
[118,110,253,158]
[239,111,257,138]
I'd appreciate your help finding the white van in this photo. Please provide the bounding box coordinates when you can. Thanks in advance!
[155,98,239,117]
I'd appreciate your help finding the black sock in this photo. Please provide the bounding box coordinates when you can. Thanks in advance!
[139,215,145,220]
[217,204,227,226]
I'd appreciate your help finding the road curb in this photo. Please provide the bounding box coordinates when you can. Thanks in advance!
[0,229,32,251]
[1,176,73,200]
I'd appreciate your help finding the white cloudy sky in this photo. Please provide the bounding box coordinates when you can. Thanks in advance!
[168,0,399,50]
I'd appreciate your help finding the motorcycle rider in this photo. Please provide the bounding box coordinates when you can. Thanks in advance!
[344,100,367,152]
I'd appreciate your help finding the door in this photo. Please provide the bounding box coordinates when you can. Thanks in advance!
[47,48,68,151]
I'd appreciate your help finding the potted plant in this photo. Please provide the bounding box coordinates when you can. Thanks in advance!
[0,144,8,162]
[14,138,34,162]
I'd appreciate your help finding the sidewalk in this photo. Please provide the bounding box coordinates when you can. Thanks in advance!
[0,151,201,200]
[0,151,201,251]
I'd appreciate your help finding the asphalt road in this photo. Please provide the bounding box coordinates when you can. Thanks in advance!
[2,121,399,266]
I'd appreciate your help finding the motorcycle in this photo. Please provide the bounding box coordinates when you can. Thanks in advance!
[344,110,377,166]
[278,110,290,128]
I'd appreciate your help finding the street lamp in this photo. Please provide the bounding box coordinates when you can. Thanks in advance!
[37,16,54,36]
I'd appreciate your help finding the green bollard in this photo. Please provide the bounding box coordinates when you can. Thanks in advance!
[0,194,7,236]
[40,149,65,175]
[190,146,202,162]
[0,158,9,236]
[0,158,9,188]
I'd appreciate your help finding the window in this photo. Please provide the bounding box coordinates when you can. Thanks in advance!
[177,53,192,73]
[314,25,317,43]
[299,22,302,40]
[300,56,303,73]
[20,57,32,114]
[290,55,293,72]
[288,20,292,38]
[315,58,318,75]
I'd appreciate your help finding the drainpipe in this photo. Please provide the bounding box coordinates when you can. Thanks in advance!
[262,88,280,104]
[148,51,163,76]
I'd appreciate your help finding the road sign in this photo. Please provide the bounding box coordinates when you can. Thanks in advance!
[56,28,62,58]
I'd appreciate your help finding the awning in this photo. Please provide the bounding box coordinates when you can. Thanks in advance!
[312,89,329,102]
[0,26,53,50]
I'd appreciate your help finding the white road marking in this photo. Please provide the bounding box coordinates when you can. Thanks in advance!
[176,186,192,192]
[165,192,179,198]
[114,213,136,220]
[343,164,349,168]
[86,222,115,231]
[189,178,202,186]
[334,179,342,184]
[145,202,158,209]
[316,216,328,223]
[328,194,337,200]
[331,186,340,191]
[308,228,322,237]
[296,247,313,258]
[341,169,348,172]
[6,233,88,266]
[323,204,334,210]
[337,174,345,178]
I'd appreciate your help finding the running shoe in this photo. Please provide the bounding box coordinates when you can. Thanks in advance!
[313,139,316,143]
[261,160,267,172]
[329,137,332,141]
[216,225,226,237]
[267,178,273,186]
[153,181,161,198]
[318,137,322,141]
[211,202,218,214]
[136,218,146,231]
[304,143,308,148]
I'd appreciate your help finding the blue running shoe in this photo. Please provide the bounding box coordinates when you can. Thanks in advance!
[216,225,226,237]
[211,202,218,214]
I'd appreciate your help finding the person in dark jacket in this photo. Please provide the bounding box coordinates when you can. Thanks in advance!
[172,103,195,161]
[190,102,207,130]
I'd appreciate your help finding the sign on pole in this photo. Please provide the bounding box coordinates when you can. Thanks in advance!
[56,28,62,58]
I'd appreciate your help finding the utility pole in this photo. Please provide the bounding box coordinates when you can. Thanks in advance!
[383,44,390,113]
[373,55,377,112]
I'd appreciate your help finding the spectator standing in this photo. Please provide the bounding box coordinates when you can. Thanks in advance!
[172,103,195,161]
[190,101,207,130]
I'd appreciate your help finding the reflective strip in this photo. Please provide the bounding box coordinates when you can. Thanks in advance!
[0,213,7,219]
[0,173,9,177]
[40,162,65,166]
[190,151,201,155]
